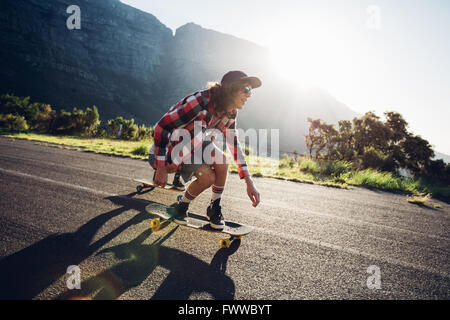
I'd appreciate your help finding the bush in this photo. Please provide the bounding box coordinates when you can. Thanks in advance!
[131,144,149,156]
[107,117,138,140]
[0,114,29,131]
[94,126,110,139]
[423,159,450,184]
[0,94,36,121]
[361,147,388,170]
[48,106,100,136]
[299,157,321,174]
[279,154,296,168]
[136,124,154,141]
[347,168,414,192]
[31,107,53,133]
[323,161,352,177]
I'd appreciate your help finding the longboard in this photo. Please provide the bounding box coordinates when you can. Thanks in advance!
[133,178,184,193]
[145,202,253,248]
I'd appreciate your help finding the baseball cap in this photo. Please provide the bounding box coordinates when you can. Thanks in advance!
[220,71,262,89]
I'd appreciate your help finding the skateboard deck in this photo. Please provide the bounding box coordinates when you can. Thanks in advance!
[133,178,184,193]
[145,202,253,248]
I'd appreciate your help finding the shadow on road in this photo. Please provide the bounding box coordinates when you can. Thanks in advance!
[0,194,153,300]
[0,193,239,300]
[56,227,238,300]
[149,240,239,300]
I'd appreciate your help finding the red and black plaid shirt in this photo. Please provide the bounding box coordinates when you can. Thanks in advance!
[153,88,249,179]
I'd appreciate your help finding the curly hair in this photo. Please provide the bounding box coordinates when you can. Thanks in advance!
[209,82,242,113]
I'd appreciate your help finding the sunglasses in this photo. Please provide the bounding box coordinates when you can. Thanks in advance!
[242,85,252,94]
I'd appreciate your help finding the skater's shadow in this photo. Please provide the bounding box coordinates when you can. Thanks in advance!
[150,240,240,300]
[1,191,240,300]
[0,194,157,300]
[57,227,240,300]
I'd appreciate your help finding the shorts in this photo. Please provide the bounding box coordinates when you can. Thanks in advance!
[148,141,218,183]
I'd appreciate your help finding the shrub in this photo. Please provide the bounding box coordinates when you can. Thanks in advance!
[48,106,100,136]
[0,114,29,131]
[107,117,138,140]
[361,146,388,170]
[136,124,154,141]
[94,126,110,138]
[131,144,149,156]
[423,159,450,184]
[323,161,352,177]
[279,154,295,168]
[298,157,321,175]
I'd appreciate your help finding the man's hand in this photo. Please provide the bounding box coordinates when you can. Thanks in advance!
[244,176,260,207]
[154,166,168,187]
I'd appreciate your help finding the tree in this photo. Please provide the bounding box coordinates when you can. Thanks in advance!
[334,120,355,161]
[317,122,338,160]
[384,111,408,144]
[423,159,449,183]
[400,134,434,176]
[353,112,391,157]
[304,118,325,159]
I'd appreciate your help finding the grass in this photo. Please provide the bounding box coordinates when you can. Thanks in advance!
[131,144,149,156]
[2,132,152,159]
[2,131,449,200]
[407,194,431,205]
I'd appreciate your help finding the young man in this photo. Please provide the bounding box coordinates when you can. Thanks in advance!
[148,71,261,229]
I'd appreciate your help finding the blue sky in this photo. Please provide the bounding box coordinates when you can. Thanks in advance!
[121,0,450,155]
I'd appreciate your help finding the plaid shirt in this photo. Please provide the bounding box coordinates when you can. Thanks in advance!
[153,89,249,179]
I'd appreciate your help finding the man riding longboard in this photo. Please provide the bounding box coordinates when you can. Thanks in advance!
[148,71,261,230]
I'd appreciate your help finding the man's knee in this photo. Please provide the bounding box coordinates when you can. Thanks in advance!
[195,165,216,186]
[213,162,228,174]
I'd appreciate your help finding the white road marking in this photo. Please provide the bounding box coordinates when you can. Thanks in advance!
[0,167,149,204]
[1,166,448,279]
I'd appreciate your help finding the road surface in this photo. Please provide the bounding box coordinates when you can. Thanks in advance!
[0,136,449,300]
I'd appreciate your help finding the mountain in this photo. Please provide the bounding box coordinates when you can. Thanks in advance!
[434,151,450,164]
[0,0,173,121]
[0,0,360,153]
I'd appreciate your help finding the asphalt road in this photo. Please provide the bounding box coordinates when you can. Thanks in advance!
[0,136,449,300]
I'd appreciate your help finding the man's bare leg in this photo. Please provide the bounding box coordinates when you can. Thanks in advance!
[183,164,216,200]
[186,148,228,199]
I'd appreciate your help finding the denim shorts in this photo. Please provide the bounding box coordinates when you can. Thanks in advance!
[148,141,216,183]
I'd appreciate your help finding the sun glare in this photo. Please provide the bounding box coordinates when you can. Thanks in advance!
[268,23,357,91]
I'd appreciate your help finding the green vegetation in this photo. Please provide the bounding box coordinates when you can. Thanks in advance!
[303,112,449,200]
[1,132,153,159]
[0,93,153,140]
[407,194,431,205]
[131,144,149,156]
[1,94,449,201]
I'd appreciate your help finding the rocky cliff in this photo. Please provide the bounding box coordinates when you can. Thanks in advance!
[0,0,172,121]
[0,0,359,153]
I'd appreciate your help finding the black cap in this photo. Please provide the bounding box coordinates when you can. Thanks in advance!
[220,71,262,89]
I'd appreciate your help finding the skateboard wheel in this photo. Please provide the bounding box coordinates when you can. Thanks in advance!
[136,185,143,193]
[150,218,160,231]
[219,238,231,248]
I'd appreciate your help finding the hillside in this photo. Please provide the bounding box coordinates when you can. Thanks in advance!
[1,0,360,153]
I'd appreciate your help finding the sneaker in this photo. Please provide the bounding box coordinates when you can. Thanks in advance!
[171,201,189,225]
[172,172,186,191]
[206,200,225,230]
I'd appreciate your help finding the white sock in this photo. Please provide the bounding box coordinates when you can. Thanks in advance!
[211,184,224,204]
